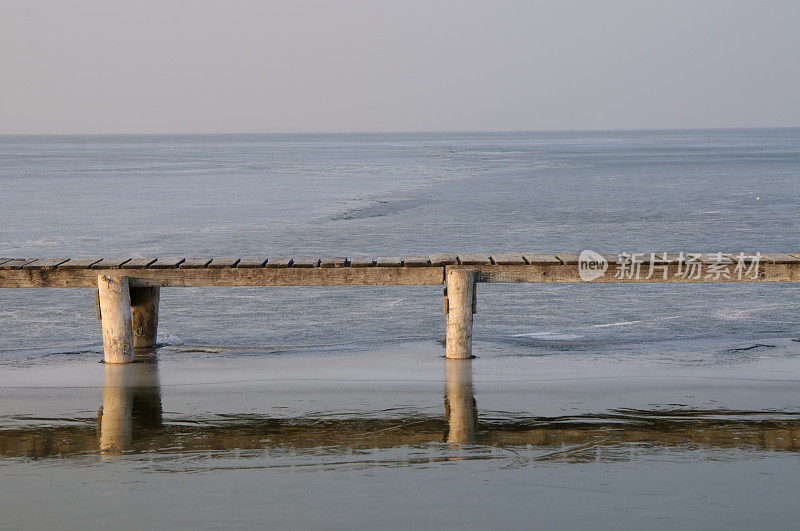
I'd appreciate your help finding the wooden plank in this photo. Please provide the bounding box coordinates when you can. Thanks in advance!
[0,259,36,270]
[149,258,185,269]
[376,257,403,267]
[760,253,800,264]
[208,258,240,268]
[291,257,320,268]
[265,257,292,268]
[595,253,661,264]
[555,253,580,264]
[429,253,457,266]
[600,253,623,264]
[0,266,445,288]
[237,257,268,268]
[403,256,430,267]
[645,252,677,264]
[722,252,761,263]
[120,258,157,269]
[320,257,348,268]
[490,253,525,265]
[613,253,669,265]
[643,253,705,264]
[179,258,213,269]
[457,253,491,265]
[350,257,375,267]
[60,258,103,269]
[22,258,70,270]
[522,253,561,264]
[91,258,131,269]
[697,253,733,264]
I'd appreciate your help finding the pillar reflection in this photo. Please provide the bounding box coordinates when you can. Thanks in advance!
[98,357,162,455]
[444,358,477,445]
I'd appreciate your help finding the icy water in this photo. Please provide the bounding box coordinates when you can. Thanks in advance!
[1,129,800,529]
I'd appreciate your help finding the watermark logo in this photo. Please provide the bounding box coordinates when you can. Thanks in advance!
[576,251,761,281]
[578,250,608,281]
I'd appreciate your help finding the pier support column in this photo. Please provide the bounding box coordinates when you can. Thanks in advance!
[130,287,160,348]
[98,275,134,363]
[445,269,476,359]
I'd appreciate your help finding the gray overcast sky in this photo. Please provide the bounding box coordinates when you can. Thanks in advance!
[1,0,799,134]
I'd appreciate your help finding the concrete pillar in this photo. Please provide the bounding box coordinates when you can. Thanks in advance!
[99,363,134,455]
[445,269,476,359]
[130,286,160,348]
[445,358,477,444]
[98,275,134,363]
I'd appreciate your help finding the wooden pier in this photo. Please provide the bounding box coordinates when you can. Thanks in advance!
[1,253,799,363]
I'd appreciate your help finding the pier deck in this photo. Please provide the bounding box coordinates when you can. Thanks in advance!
[1,252,799,288]
[2,252,799,363]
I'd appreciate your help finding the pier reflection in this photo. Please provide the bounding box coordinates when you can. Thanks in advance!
[2,358,800,461]
[99,357,162,455]
[444,359,477,444]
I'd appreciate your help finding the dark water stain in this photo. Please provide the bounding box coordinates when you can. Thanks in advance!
[728,344,778,352]
[334,199,421,220]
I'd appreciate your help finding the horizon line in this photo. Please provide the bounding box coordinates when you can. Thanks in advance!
[1,125,799,137]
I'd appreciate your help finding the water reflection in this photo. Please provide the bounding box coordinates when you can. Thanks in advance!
[2,356,800,461]
[99,357,162,455]
[444,359,477,445]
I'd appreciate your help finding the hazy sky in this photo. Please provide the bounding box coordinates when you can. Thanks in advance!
[2,0,799,134]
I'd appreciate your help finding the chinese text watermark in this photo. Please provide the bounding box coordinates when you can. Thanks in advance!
[577,251,762,281]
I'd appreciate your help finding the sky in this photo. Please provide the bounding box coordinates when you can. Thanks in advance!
[1,0,799,134]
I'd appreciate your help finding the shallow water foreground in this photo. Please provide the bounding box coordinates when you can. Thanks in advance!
[2,343,800,529]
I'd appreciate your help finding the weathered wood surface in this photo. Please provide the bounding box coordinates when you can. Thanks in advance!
[490,253,525,266]
[92,258,131,269]
[763,253,800,263]
[121,258,158,269]
[461,252,800,283]
[265,257,292,268]
[320,257,348,268]
[445,269,476,359]
[522,253,561,264]
[404,256,430,267]
[350,257,375,267]
[0,266,446,287]
[130,287,159,348]
[457,253,491,265]
[292,257,320,268]
[237,257,268,268]
[376,257,403,267]
[429,253,457,266]
[97,275,134,363]
[208,257,240,268]
[1,253,799,288]
[22,258,69,270]
[60,258,104,269]
[149,258,185,269]
[179,258,212,269]
[0,259,35,269]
